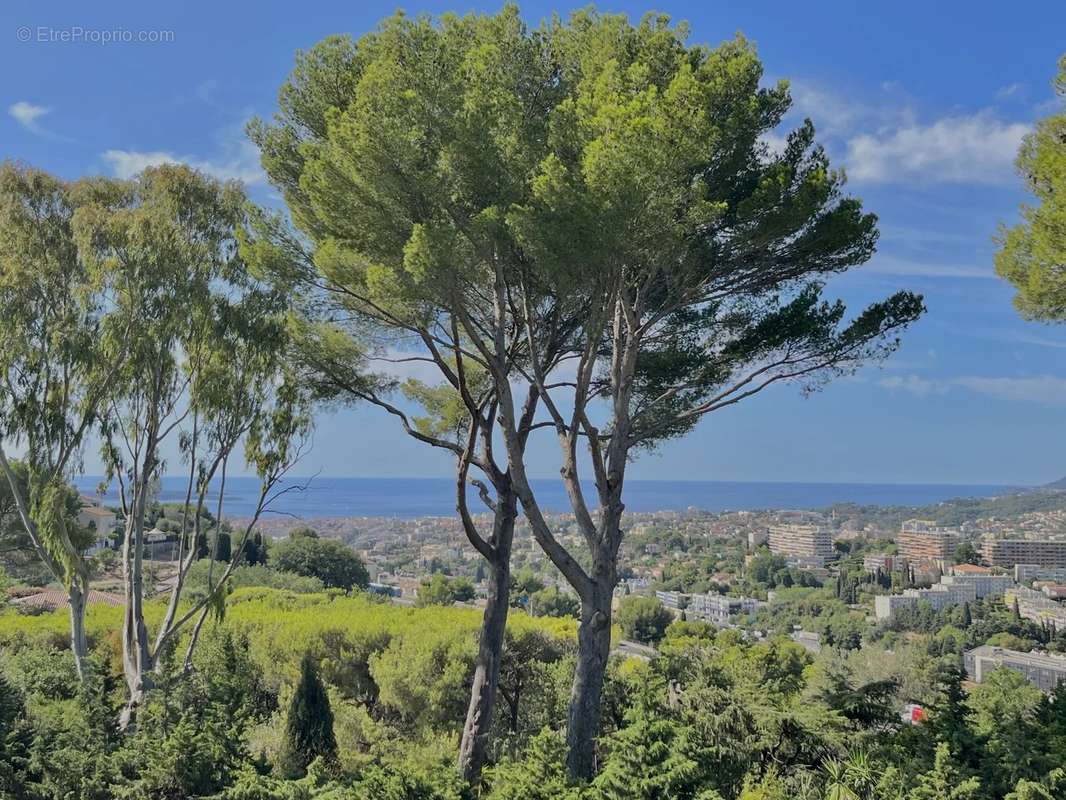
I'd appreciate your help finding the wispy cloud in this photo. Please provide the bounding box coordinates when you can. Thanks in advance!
[759,132,789,158]
[881,373,1066,407]
[776,79,1032,187]
[996,83,1025,100]
[931,321,1066,351]
[845,113,1030,186]
[788,79,913,137]
[878,374,949,398]
[8,101,70,140]
[101,121,264,186]
[9,101,49,132]
[954,376,1066,407]
[862,254,995,280]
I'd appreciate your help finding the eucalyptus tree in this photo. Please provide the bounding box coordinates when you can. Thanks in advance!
[72,164,310,725]
[0,163,124,680]
[247,12,575,781]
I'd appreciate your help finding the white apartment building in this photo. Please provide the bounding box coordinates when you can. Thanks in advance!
[874,581,978,620]
[767,523,834,566]
[1015,564,1066,584]
[965,646,1066,692]
[687,593,759,625]
[940,573,1016,599]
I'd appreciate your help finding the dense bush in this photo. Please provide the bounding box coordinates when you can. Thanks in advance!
[616,596,673,644]
[4,581,1066,799]
[269,536,370,592]
[183,561,326,603]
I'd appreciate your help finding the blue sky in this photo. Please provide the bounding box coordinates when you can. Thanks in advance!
[3,0,1065,486]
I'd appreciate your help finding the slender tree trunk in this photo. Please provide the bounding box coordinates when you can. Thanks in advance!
[566,566,614,781]
[120,491,154,730]
[68,579,89,680]
[457,491,517,783]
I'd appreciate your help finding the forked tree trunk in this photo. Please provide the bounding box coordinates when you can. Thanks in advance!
[566,567,614,780]
[457,492,517,782]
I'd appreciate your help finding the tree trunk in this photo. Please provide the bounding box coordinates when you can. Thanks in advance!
[119,505,154,730]
[566,564,614,781]
[68,580,89,680]
[457,493,516,783]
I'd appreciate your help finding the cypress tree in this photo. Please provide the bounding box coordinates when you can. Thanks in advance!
[215,530,231,563]
[279,653,337,777]
[961,602,973,627]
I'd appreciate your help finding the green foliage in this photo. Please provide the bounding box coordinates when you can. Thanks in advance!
[529,586,579,618]
[593,690,710,800]
[183,561,326,603]
[270,536,369,592]
[996,55,1066,321]
[747,548,822,592]
[910,743,982,800]
[616,596,674,645]
[279,653,337,778]
[511,568,546,606]
[953,542,980,565]
[485,729,583,800]
[416,573,475,607]
[0,670,32,798]
[3,575,1066,799]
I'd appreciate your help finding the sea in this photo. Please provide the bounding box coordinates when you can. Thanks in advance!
[72,476,1020,520]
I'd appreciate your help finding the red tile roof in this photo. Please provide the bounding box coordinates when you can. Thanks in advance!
[12,589,124,611]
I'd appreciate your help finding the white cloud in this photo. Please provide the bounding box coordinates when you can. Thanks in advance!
[996,83,1025,100]
[881,373,1066,407]
[1005,332,1066,350]
[759,132,789,158]
[102,149,179,178]
[786,78,915,137]
[9,101,51,134]
[103,141,264,185]
[953,376,1066,407]
[878,374,948,398]
[863,254,995,280]
[101,119,265,186]
[845,113,1030,185]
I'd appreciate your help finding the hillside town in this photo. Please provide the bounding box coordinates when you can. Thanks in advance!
[9,485,1066,698]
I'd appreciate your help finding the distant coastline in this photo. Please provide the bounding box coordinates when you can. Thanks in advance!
[73,476,1022,520]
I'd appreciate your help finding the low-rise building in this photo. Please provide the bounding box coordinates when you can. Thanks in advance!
[655,590,685,610]
[874,580,979,620]
[77,504,117,554]
[1015,564,1066,584]
[687,593,759,625]
[940,573,1016,599]
[950,563,995,576]
[863,554,907,573]
[911,559,944,586]
[12,589,124,612]
[964,645,1066,692]
[1042,585,1066,601]
[791,630,822,654]
[1003,586,1066,629]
